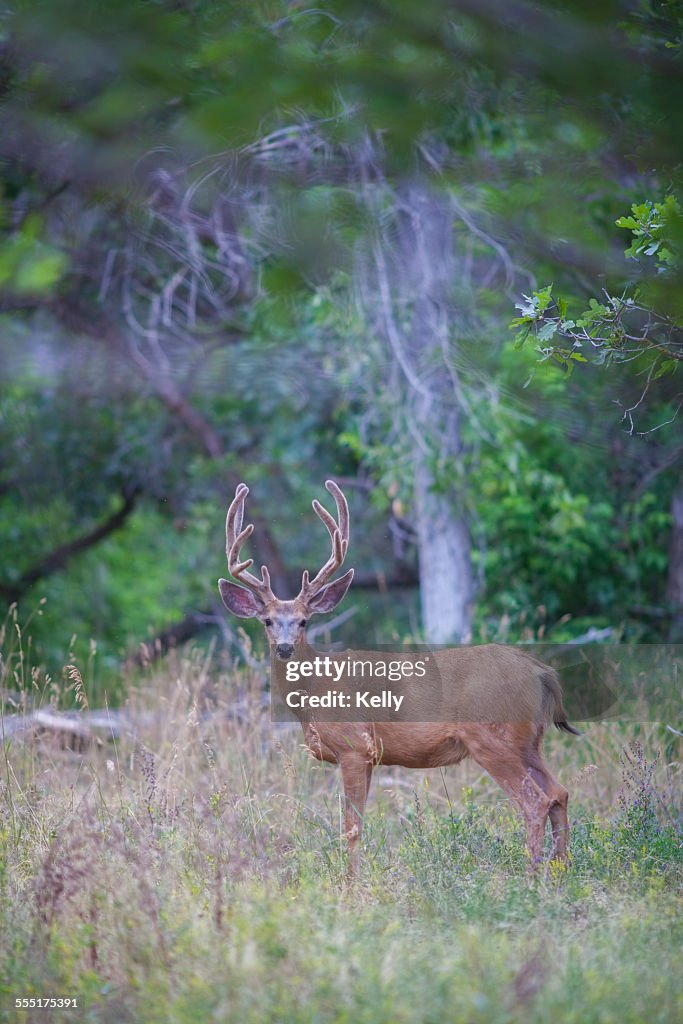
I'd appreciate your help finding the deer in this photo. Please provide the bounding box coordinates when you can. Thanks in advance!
[218,480,579,879]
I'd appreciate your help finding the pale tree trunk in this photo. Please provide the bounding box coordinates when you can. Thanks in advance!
[414,441,473,642]
[357,177,493,643]
[400,189,473,643]
[667,476,683,641]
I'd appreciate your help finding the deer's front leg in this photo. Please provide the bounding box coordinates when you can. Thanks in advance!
[340,754,372,881]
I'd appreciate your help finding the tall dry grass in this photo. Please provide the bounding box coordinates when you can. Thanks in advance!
[0,609,681,1022]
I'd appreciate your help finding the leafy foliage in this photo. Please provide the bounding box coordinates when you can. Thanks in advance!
[510,195,682,409]
[1,0,682,664]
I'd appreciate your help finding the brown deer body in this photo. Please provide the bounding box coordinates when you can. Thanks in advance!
[218,481,577,878]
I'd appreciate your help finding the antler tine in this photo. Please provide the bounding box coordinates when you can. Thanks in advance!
[325,479,349,545]
[224,483,275,600]
[299,480,350,599]
[225,483,248,559]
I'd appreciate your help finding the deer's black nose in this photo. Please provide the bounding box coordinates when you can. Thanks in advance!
[275,644,294,660]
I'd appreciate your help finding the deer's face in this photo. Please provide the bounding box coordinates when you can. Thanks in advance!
[259,600,309,660]
[218,570,354,661]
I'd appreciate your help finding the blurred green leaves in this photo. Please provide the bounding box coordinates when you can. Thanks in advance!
[0,205,67,293]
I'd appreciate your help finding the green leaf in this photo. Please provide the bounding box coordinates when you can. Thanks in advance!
[514,296,539,318]
[652,359,677,380]
[534,284,554,314]
[632,203,652,220]
[512,327,531,349]
[537,321,558,342]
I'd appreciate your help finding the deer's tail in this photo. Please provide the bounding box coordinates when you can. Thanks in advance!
[541,670,581,736]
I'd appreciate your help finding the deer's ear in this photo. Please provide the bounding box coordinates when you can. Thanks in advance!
[307,568,354,615]
[218,579,265,619]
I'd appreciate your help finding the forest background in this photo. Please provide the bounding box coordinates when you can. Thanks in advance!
[1,5,683,1021]
[1,0,683,692]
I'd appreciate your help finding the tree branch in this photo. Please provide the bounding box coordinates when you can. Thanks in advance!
[124,609,218,669]
[1,489,140,604]
[47,300,293,596]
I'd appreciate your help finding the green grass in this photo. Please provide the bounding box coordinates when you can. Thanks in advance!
[0,635,681,1023]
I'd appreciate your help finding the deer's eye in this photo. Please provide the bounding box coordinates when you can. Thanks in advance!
[264,618,272,627]
[299,619,307,627]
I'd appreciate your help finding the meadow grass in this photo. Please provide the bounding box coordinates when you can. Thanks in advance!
[0,619,681,1023]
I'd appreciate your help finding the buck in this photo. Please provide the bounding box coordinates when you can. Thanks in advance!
[218,480,578,878]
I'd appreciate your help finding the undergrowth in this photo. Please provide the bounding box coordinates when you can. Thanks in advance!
[0,617,681,1023]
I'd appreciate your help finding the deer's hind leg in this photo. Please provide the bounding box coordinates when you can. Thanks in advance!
[523,745,569,862]
[464,726,554,868]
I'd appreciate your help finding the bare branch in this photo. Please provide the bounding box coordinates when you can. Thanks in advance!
[0,489,140,604]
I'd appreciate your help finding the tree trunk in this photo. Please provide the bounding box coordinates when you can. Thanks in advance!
[413,396,473,643]
[414,461,472,642]
[358,179,479,643]
[667,475,683,641]
[400,188,473,643]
